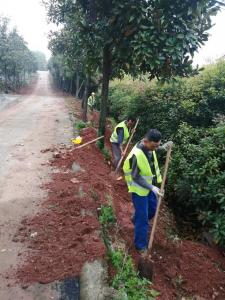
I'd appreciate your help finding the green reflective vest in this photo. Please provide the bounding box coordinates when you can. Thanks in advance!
[123,145,162,196]
[88,95,95,108]
[110,121,130,144]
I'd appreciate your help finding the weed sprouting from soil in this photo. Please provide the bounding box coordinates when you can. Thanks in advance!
[89,187,99,202]
[74,120,86,132]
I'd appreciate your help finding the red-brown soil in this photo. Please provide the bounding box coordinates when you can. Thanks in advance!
[15,107,225,299]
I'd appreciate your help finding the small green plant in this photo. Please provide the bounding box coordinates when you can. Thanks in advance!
[110,250,159,300]
[99,204,116,227]
[75,120,86,131]
[166,227,181,243]
[98,204,159,300]
[101,147,111,162]
[175,274,184,287]
[96,140,111,160]
[89,187,99,202]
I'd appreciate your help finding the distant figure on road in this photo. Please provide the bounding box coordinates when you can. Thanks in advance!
[110,117,136,169]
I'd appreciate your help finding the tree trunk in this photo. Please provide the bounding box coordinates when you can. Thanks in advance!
[82,76,89,122]
[98,46,111,148]
[4,64,8,92]
[78,80,84,99]
[75,71,80,98]
[70,77,73,93]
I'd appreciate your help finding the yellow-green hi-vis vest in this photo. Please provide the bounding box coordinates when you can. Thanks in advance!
[123,145,162,196]
[110,121,130,144]
[88,95,95,107]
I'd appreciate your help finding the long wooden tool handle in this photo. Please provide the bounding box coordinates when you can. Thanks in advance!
[74,135,104,149]
[115,118,140,173]
[148,145,173,251]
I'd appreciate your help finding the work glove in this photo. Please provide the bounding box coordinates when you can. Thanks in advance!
[152,186,164,197]
[161,141,173,151]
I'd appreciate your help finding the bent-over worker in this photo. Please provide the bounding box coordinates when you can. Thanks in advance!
[110,117,136,169]
[123,129,172,256]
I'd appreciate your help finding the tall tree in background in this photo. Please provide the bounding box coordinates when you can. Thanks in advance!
[0,17,37,92]
[48,10,101,121]
[44,0,224,146]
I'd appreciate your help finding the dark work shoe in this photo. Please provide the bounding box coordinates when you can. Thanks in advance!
[136,249,148,258]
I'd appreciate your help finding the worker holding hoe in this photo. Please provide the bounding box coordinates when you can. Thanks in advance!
[123,129,172,256]
[110,117,136,169]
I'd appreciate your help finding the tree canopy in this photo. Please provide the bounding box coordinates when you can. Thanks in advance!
[44,0,224,145]
[0,17,37,92]
[108,59,225,246]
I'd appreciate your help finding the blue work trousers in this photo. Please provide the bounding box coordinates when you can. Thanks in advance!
[132,192,157,250]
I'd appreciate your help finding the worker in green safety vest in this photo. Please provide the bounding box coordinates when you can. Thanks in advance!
[110,117,136,168]
[88,92,96,112]
[123,129,173,256]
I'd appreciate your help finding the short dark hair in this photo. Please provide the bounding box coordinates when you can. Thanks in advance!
[127,116,136,122]
[145,129,162,142]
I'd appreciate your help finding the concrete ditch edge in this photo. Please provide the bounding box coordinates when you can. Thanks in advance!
[80,259,118,300]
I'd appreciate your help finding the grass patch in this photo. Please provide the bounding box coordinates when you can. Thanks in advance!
[99,205,116,227]
[99,204,159,300]
[101,147,111,161]
[96,140,111,161]
[74,120,86,131]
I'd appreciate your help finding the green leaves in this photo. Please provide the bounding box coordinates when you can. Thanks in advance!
[44,0,223,82]
[99,204,116,227]
[98,202,159,299]
[108,60,225,247]
[169,123,225,246]
[110,249,157,300]
[0,17,37,91]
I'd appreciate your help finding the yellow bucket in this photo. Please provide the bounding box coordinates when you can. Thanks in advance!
[71,136,83,145]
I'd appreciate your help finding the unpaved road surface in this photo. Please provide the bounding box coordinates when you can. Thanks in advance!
[0,71,73,299]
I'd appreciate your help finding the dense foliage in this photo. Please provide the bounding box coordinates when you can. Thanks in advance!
[107,60,225,246]
[0,17,37,92]
[32,51,47,71]
[168,123,225,245]
[44,0,223,144]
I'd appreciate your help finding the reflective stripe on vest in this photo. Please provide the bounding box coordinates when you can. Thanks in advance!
[123,145,162,196]
[110,121,130,144]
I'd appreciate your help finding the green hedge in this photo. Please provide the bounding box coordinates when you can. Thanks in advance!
[109,61,225,140]
[108,61,225,246]
[168,123,225,245]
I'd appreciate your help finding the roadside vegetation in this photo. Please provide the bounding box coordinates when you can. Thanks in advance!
[41,0,225,297]
[44,0,222,144]
[0,17,38,92]
[107,61,225,247]
[99,204,159,300]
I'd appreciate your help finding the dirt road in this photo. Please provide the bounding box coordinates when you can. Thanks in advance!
[0,71,73,299]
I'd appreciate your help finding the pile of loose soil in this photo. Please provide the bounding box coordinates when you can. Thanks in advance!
[15,114,225,299]
[113,187,225,299]
[15,127,111,284]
